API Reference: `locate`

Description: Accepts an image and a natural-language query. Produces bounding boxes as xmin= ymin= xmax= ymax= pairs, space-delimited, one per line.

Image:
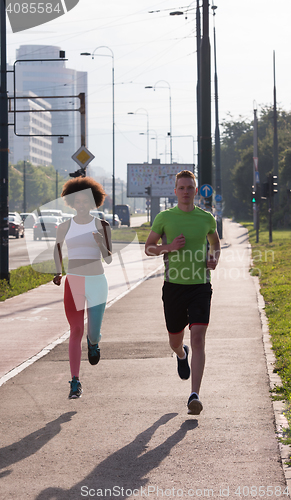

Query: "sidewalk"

xmin=0 ymin=219 xmax=289 ymax=499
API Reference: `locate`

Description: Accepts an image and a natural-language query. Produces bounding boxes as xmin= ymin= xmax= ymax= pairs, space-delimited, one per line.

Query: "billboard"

xmin=127 ymin=163 xmax=194 ymax=198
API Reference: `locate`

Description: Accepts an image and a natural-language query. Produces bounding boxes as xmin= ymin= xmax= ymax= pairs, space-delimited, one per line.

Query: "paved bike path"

xmin=0 ymin=219 xmax=289 ymax=499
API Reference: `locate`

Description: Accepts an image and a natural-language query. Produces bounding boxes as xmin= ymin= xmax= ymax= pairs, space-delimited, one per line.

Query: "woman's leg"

xmin=86 ymin=274 xmax=108 ymax=345
xmin=64 ymin=276 xmax=85 ymax=378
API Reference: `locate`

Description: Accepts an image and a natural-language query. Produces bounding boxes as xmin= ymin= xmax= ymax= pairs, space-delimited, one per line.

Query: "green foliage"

xmin=221 ymin=106 xmax=291 ymax=225
xmin=0 ymin=266 xmax=54 ymax=301
xmin=9 ymin=161 xmax=67 ymax=213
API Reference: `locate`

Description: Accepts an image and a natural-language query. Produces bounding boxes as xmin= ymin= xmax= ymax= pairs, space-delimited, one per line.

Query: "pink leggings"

xmin=64 ymin=274 xmax=108 ymax=378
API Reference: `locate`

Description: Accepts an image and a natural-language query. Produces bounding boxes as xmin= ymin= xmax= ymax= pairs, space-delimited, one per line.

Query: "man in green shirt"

xmin=145 ymin=170 xmax=220 ymax=415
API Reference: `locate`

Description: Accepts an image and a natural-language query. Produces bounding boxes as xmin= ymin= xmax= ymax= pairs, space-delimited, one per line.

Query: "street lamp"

xmin=140 ymin=129 xmax=158 ymax=159
xmin=128 ymin=108 xmax=149 ymax=163
xmin=81 ymin=46 xmax=116 ymax=225
xmin=211 ymin=3 xmax=222 ymax=237
xmin=170 ymin=2 xmax=202 ymax=189
xmin=145 ymin=81 xmax=172 ymax=163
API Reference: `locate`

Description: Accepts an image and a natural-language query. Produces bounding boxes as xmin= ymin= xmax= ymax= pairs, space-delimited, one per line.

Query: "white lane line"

xmin=0 ymin=263 xmax=163 ymax=387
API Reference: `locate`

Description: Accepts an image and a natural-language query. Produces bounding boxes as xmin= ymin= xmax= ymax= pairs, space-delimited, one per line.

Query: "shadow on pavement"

xmin=35 ymin=413 xmax=198 ymax=500
xmin=0 ymin=411 xmax=77 ymax=476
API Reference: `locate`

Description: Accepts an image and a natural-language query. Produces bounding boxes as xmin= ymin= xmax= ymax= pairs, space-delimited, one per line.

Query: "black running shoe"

xmin=68 ymin=376 xmax=82 ymax=399
xmin=187 ymin=393 xmax=203 ymax=415
xmin=177 ymin=345 xmax=190 ymax=380
xmin=87 ymin=336 xmax=100 ymax=365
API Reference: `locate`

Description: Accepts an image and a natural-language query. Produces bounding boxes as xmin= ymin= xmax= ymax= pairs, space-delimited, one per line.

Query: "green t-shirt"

xmin=151 ymin=205 xmax=216 ymax=284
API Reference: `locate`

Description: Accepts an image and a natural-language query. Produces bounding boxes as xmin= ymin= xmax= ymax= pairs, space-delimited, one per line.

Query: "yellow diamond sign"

xmin=72 ymin=146 xmax=95 ymax=168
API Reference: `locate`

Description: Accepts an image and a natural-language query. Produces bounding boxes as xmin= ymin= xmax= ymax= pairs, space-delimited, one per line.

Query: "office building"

xmin=8 ymin=44 xmax=88 ymax=176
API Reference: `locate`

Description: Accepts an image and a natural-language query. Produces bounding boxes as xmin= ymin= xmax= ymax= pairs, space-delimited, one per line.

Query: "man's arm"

xmin=206 ymin=230 xmax=220 ymax=270
xmin=145 ymin=230 xmax=185 ymax=256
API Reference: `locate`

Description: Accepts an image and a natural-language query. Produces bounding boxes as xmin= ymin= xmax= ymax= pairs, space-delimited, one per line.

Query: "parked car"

xmin=40 ymin=209 xmax=63 ymax=218
xmin=20 ymin=212 xmax=37 ymax=228
xmin=90 ymin=210 xmax=105 ymax=220
xmin=104 ymin=213 xmax=121 ymax=228
xmin=9 ymin=213 xmax=25 ymax=238
xmin=61 ymin=213 xmax=75 ymax=222
xmin=115 ymin=204 xmax=131 ymax=226
xmin=33 ymin=216 xmax=63 ymax=240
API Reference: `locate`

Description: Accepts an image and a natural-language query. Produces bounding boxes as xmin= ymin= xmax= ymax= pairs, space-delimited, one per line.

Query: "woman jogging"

xmin=53 ymin=177 xmax=112 ymax=399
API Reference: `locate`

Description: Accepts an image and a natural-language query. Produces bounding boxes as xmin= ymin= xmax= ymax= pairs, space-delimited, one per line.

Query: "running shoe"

xmin=87 ymin=335 xmax=100 ymax=365
xmin=177 ymin=345 xmax=190 ymax=380
xmin=187 ymin=393 xmax=203 ymax=415
xmin=68 ymin=376 xmax=83 ymax=399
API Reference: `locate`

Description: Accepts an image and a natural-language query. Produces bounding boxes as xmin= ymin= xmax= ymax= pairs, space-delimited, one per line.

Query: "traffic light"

xmin=69 ymin=168 xmax=86 ymax=178
xmin=145 ymin=186 xmax=151 ymax=196
xmin=270 ymin=175 xmax=278 ymax=196
xmin=252 ymin=184 xmax=261 ymax=204
xmin=261 ymin=182 xmax=269 ymax=198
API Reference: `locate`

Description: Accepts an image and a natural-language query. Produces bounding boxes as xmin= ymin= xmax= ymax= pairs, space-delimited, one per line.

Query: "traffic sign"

xmin=215 ymin=194 xmax=222 ymax=202
xmin=72 ymin=146 xmax=95 ymax=169
xmin=200 ymin=184 xmax=213 ymax=198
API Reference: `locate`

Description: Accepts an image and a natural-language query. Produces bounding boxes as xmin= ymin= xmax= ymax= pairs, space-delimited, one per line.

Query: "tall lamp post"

xmin=145 ymin=81 xmax=172 ymax=164
xmin=212 ymin=3 xmax=222 ymax=237
xmin=128 ymin=108 xmax=149 ymax=163
xmin=200 ymin=0 xmax=212 ymax=208
xmin=140 ymin=129 xmax=158 ymax=159
xmin=0 ymin=0 xmax=9 ymax=281
xmin=81 ymin=46 xmax=116 ymax=225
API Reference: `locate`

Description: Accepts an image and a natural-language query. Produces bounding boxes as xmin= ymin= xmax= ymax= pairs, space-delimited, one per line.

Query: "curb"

xmin=252 ymin=273 xmax=291 ymax=495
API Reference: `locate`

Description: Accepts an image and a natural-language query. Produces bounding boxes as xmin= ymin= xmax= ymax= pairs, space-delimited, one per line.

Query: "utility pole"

xmin=253 ymin=105 xmax=260 ymax=242
xmin=196 ymin=0 xmax=201 ymax=189
xmin=0 ymin=0 xmax=9 ymax=282
xmin=200 ymin=0 xmax=212 ymax=208
xmin=212 ymin=4 xmax=222 ymax=237
xmin=56 ymin=169 xmax=58 ymax=207
xmin=23 ymin=160 xmax=26 ymax=213
xmin=273 ymin=51 xmax=279 ymax=209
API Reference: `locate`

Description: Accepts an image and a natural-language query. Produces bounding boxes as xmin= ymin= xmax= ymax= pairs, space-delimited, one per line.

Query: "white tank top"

xmin=65 ymin=218 xmax=101 ymax=260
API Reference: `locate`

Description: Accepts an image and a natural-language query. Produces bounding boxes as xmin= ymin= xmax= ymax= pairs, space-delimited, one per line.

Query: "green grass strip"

xmin=0 ymin=265 xmax=54 ymax=302
xmin=243 ymin=222 xmax=291 ymax=445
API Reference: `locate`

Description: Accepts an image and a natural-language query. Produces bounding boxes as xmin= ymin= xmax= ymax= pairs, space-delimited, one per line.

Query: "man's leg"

xmin=168 ymin=330 xmax=190 ymax=380
xmin=168 ymin=330 xmax=185 ymax=359
xmin=190 ymin=324 xmax=208 ymax=395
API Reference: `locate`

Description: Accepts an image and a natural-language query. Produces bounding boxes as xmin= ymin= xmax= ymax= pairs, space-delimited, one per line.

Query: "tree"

xmin=220 ymin=107 xmax=291 ymax=224
xmin=9 ymin=165 xmax=23 ymax=211
xmin=9 ymin=162 xmax=67 ymax=212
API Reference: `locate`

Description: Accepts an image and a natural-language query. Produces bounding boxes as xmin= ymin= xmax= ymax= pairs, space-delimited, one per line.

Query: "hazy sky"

xmin=6 ymin=0 xmax=291 ymax=181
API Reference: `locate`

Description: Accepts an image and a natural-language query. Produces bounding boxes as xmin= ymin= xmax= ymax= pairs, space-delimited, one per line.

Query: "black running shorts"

xmin=162 ymin=281 xmax=213 ymax=334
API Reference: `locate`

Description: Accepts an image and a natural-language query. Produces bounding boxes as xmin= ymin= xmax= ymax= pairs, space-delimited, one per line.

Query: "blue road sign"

xmin=200 ymin=184 xmax=213 ymax=198
xmin=215 ymin=194 xmax=222 ymax=202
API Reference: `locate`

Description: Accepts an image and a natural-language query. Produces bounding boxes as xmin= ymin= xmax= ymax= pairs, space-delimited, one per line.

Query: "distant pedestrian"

xmin=145 ymin=170 xmax=220 ymax=415
xmin=53 ymin=177 xmax=112 ymax=399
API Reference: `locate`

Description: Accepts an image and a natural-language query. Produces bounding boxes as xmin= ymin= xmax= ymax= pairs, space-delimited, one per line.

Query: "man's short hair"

xmin=175 ymin=170 xmax=196 ymax=188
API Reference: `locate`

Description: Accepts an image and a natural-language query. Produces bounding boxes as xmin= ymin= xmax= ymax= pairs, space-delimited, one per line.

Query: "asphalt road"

xmin=8 ymin=215 xmax=149 ymax=271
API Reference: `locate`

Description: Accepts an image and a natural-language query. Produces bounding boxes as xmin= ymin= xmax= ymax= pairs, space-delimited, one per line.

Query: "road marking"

xmin=0 ymin=263 xmax=163 ymax=387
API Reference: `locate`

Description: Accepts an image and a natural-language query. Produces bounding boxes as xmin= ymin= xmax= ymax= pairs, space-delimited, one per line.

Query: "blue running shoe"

xmin=68 ymin=376 xmax=82 ymax=399
xmin=87 ymin=336 xmax=100 ymax=365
